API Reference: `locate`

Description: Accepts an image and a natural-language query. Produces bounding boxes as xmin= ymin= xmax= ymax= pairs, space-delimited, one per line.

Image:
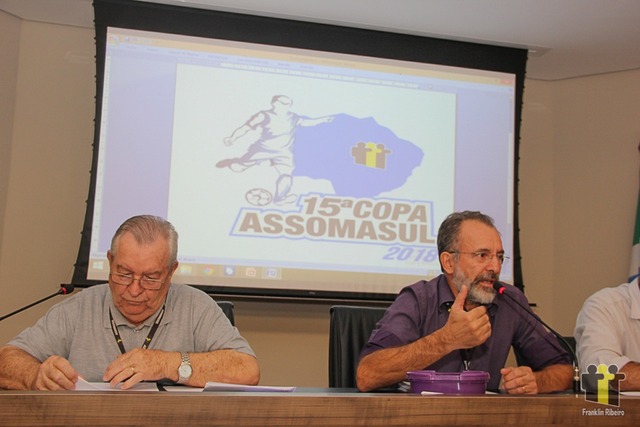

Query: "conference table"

xmin=1 ymin=388 xmax=638 ymax=426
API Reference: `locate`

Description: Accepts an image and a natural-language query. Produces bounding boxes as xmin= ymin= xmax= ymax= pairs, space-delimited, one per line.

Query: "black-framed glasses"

xmin=448 ymin=251 xmax=509 ymax=265
xmin=109 ymin=272 xmax=166 ymax=290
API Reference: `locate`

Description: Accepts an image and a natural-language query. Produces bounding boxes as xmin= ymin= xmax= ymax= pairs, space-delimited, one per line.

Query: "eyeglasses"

xmin=109 ymin=272 xmax=166 ymax=290
xmin=448 ymin=251 xmax=509 ymax=265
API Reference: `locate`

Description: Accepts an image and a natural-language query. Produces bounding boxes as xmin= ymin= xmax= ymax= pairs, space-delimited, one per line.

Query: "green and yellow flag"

xmin=631 ymin=194 xmax=640 ymax=282
xmin=631 ymin=142 xmax=640 ymax=282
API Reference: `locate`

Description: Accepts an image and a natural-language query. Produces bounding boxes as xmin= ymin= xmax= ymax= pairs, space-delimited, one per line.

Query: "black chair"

xmin=215 ymin=300 xmax=235 ymax=326
xmin=328 ymin=305 xmax=387 ymax=388
xmin=562 ymin=336 xmax=577 ymax=354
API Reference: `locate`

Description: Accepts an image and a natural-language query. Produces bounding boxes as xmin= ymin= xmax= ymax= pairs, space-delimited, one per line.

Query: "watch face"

xmin=179 ymin=364 xmax=192 ymax=377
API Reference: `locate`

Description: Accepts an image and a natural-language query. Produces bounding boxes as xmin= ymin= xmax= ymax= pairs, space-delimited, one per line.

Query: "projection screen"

xmin=72 ymin=0 xmax=527 ymax=301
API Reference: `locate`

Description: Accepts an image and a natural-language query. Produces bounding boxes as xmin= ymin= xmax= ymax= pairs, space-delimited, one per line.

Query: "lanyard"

xmin=442 ymin=301 xmax=471 ymax=370
xmin=109 ymin=305 xmax=165 ymax=354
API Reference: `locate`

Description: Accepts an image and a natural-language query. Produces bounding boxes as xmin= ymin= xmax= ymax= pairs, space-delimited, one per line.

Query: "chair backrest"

xmin=562 ymin=336 xmax=577 ymax=354
xmin=215 ymin=300 xmax=235 ymax=326
xmin=328 ymin=305 xmax=387 ymax=388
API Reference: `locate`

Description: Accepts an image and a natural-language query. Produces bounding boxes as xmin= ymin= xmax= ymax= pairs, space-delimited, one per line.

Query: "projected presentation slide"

xmin=87 ymin=27 xmax=515 ymax=297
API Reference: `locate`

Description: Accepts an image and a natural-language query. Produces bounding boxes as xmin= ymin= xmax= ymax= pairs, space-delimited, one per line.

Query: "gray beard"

xmin=452 ymin=270 xmax=497 ymax=305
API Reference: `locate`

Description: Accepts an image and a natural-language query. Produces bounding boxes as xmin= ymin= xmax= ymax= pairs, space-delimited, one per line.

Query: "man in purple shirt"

xmin=357 ymin=211 xmax=572 ymax=393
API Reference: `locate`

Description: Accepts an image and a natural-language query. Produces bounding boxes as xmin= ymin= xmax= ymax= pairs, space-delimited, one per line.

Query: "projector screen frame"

xmin=71 ymin=0 xmax=527 ymax=302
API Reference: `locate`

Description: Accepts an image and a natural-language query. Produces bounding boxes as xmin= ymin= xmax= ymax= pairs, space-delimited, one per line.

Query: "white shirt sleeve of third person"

xmin=574 ymin=288 xmax=632 ymax=371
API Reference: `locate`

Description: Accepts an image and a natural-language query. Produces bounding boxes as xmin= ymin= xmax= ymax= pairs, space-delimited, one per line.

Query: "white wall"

xmin=0 ymin=19 xmax=95 ymax=345
xmin=0 ymin=10 xmax=21 ymax=274
xmin=519 ymin=72 xmax=639 ymax=335
xmin=1 ymin=14 xmax=638 ymax=386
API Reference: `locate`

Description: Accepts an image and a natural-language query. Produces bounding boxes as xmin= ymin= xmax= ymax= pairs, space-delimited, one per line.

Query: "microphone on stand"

xmin=492 ymin=281 xmax=581 ymax=394
xmin=0 ymin=284 xmax=75 ymax=322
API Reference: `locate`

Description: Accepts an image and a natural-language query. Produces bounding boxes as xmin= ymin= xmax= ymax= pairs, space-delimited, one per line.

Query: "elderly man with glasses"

xmin=356 ymin=210 xmax=572 ymax=393
xmin=0 ymin=215 xmax=259 ymax=390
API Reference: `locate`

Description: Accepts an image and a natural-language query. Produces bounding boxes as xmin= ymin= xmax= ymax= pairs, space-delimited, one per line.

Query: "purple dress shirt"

xmin=360 ymin=275 xmax=571 ymax=391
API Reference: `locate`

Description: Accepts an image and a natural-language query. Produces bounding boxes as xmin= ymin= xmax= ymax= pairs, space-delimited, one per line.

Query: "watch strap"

xmin=177 ymin=351 xmax=192 ymax=384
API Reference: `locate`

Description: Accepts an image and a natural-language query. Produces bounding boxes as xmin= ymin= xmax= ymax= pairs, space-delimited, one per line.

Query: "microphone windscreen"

xmin=492 ymin=281 xmax=506 ymax=294
xmin=60 ymin=284 xmax=75 ymax=294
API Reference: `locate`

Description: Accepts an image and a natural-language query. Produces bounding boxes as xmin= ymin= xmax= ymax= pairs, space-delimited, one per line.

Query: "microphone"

xmin=492 ymin=281 xmax=580 ymax=394
xmin=0 ymin=284 xmax=75 ymax=322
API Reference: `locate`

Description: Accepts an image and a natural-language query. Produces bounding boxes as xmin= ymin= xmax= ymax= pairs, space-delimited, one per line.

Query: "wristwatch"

xmin=177 ymin=352 xmax=192 ymax=384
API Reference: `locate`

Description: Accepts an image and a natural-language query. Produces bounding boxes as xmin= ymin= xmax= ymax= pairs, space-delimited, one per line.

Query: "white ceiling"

xmin=1 ymin=0 xmax=639 ymax=81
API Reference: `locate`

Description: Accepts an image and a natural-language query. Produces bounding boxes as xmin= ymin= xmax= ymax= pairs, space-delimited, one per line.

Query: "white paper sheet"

xmin=204 ymin=381 xmax=296 ymax=392
xmin=74 ymin=377 xmax=159 ymax=392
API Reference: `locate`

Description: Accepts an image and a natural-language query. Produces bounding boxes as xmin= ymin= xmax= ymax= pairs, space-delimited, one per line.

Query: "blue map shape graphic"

xmin=292 ymin=114 xmax=424 ymax=198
